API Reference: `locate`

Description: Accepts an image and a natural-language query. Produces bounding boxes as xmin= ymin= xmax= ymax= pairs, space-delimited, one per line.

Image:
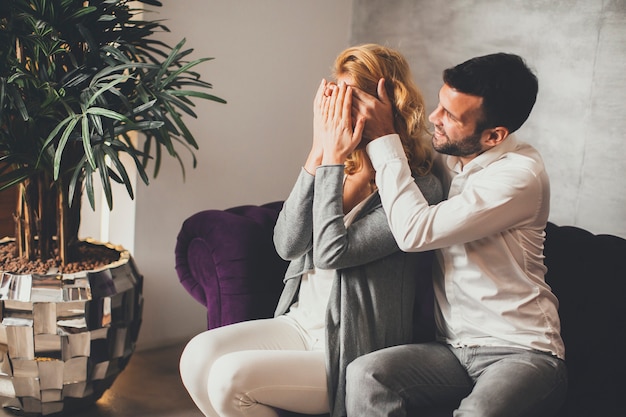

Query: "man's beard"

xmin=432 ymin=130 xmax=483 ymax=157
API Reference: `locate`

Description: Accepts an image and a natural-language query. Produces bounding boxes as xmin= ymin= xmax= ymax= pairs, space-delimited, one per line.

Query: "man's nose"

xmin=428 ymin=105 xmax=442 ymax=125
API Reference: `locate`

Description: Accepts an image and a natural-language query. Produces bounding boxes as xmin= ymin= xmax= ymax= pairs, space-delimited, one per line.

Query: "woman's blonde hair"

xmin=333 ymin=44 xmax=433 ymax=177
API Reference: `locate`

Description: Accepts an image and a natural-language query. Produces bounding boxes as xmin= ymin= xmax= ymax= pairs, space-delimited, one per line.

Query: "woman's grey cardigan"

xmin=273 ymin=165 xmax=442 ymax=417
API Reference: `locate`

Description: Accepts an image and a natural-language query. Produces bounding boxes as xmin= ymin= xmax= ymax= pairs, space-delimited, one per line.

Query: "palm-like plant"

xmin=0 ymin=0 xmax=225 ymax=266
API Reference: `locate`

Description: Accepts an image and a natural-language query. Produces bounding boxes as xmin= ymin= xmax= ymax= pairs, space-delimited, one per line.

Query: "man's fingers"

xmin=377 ymin=78 xmax=389 ymax=104
xmin=350 ymin=87 xmax=371 ymax=106
xmin=353 ymin=116 xmax=365 ymax=144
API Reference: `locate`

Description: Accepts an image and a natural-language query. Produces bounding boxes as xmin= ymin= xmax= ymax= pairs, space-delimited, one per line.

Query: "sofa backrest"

xmin=543 ymin=222 xmax=626 ymax=416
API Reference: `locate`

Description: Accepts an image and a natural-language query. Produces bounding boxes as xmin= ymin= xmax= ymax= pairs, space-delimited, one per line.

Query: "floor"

xmin=0 ymin=342 xmax=203 ymax=417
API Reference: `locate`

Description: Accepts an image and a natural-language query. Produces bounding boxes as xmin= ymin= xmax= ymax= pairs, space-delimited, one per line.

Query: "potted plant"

xmin=0 ymin=1 xmax=225 ymax=414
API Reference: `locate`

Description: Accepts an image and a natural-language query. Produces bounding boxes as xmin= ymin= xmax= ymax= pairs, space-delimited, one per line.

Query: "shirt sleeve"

xmin=311 ymin=165 xmax=400 ymax=270
xmin=273 ymin=167 xmax=315 ymax=260
xmin=366 ymin=135 xmax=546 ymax=252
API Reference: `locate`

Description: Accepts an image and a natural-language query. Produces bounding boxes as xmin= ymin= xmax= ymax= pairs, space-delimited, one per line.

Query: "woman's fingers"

xmin=341 ymin=84 xmax=353 ymax=126
xmin=314 ymin=79 xmax=327 ymax=110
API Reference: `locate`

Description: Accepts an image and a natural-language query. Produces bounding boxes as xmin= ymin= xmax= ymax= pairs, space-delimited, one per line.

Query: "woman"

xmin=179 ymin=44 xmax=442 ymax=417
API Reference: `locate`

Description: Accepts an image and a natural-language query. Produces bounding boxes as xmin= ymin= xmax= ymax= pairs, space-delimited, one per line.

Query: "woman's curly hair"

xmin=333 ymin=44 xmax=433 ymax=177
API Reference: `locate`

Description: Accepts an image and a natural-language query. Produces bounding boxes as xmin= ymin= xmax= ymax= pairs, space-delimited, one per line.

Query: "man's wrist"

xmin=366 ymin=134 xmax=404 ymax=170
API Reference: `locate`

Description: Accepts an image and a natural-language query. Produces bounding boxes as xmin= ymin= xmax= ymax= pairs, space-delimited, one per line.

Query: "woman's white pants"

xmin=179 ymin=316 xmax=328 ymax=417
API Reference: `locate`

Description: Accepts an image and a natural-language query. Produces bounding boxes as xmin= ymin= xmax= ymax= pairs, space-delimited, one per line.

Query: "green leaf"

xmin=68 ymin=6 xmax=97 ymax=21
xmin=132 ymin=99 xmax=158 ymax=114
xmin=162 ymin=99 xmax=197 ymax=149
xmin=95 ymin=147 xmax=113 ymax=210
xmin=53 ymin=117 xmax=80 ymax=180
xmin=116 ymin=120 xmax=164 ymax=134
xmin=42 ymin=115 xmax=75 ymax=151
xmin=86 ymin=74 xmax=131 ymax=107
xmin=89 ymin=63 xmax=154 ymax=87
xmin=85 ymin=107 xmax=131 ymax=122
xmin=159 ymin=92 xmax=198 ymax=119
xmin=84 ymin=164 xmax=96 ymax=210
xmin=89 ymin=112 xmax=104 ymax=137
xmin=0 ymin=79 xmax=6 ymax=116
xmin=161 ymin=57 xmax=212 ymax=88
xmin=68 ymin=156 xmax=87 ymax=208
xmin=81 ymin=114 xmax=96 ymax=170
xmin=116 ymin=138 xmax=150 ymax=186
xmin=0 ymin=168 xmax=31 ymax=192
xmin=103 ymin=146 xmax=134 ymax=199
xmin=168 ymin=89 xmax=227 ymax=104
xmin=156 ymin=38 xmax=187 ymax=89
xmin=8 ymin=85 xmax=29 ymax=121
xmin=138 ymin=0 xmax=164 ymax=7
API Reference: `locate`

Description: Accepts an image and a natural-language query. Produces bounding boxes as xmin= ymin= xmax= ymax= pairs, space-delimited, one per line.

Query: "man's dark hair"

xmin=443 ymin=53 xmax=538 ymax=134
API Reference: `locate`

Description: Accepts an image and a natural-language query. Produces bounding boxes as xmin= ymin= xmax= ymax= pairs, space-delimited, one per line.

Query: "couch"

xmin=175 ymin=201 xmax=626 ymax=417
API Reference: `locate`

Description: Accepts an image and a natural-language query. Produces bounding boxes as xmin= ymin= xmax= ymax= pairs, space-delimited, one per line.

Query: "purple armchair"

xmin=175 ymin=202 xmax=287 ymax=329
xmin=175 ymin=202 xmax=626 ymax=417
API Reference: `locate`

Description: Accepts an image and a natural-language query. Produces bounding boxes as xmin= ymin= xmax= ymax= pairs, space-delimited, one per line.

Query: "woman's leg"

xmin=208 ymin=349 xmax=328 ymax=417
xmin=180 ymin=317 xmax=320 ymax=417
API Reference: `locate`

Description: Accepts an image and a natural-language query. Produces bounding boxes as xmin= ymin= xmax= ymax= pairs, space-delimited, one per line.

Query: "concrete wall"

xmin=351 ymin=0 xmax=626 ymax=238
xmin=129 ymin=0 xmax=353 ymax=349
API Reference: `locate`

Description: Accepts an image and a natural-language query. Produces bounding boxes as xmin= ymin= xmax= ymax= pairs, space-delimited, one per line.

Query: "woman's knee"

xmin=207 ymin=353 xmax=254 ymax=414
xmin=179 ymin=331 xmax=220 ymax=388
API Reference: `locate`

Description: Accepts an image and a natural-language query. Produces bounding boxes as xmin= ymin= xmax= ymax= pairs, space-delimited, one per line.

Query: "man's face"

xmin=428 ymin=84 xmax=489 ymax=163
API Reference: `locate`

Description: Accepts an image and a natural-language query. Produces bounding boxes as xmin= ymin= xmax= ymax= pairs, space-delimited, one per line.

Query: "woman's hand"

xmin=304 ymin=79 xmax=329 ymax=175
xmin=319 ymin=81 xmax=365 ymax=165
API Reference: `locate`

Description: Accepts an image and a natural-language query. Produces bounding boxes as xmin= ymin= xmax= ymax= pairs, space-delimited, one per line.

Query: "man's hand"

xmin=351 ymin=78 xmax=396 ymax=143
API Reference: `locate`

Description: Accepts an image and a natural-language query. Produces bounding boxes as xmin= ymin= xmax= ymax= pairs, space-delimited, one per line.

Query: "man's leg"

xmin=453 ymin=346 xmax=568 ymax=417
xmin=345 ymin=342 xmax=472 ymax=417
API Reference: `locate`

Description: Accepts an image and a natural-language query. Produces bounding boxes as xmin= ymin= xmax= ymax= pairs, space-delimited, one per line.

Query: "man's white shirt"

xmin=366 ymin=134 xmax=565 ymax=359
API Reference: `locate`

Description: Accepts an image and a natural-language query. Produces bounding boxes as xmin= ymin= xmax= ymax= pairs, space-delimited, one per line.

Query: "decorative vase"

xmin=0 ymin=239 xmax=143 ymax=416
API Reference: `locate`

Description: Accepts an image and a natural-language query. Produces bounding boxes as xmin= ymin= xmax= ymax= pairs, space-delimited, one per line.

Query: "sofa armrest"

xmin=175 ymin=202 xmax=288 ymax=329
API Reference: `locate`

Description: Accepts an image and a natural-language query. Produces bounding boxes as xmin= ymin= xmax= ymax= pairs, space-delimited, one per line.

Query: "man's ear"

xmin=483 ymin=126 xmax=509 ymax=148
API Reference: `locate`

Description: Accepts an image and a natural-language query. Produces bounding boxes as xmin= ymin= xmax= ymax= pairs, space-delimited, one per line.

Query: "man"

xmin=326 ymin=53 xmax=568 ymax=416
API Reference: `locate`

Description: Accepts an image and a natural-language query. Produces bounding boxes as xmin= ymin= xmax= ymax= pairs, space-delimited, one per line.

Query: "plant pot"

xmin=0 ymin=239 xmax=143 ymax=416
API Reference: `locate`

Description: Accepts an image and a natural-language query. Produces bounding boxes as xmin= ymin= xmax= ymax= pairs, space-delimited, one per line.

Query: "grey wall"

xmin=351 ymin=0 xmax=626 ymax=238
